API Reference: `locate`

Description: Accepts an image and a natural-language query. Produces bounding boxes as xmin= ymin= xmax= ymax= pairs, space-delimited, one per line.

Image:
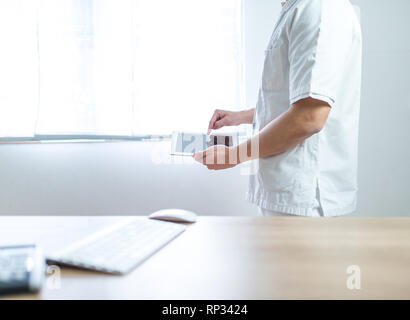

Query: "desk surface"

xmin=0 ymin=216 xmax=410 ymax=300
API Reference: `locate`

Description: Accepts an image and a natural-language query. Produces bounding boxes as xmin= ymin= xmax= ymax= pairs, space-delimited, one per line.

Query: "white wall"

xmin=0 ymin=0 xmax=409 ymax=217
xmin=243 ymin=0 xmax=279 ymax=108
xmin=351 ymin=0 xmax=410 ymax=217
xmin=0 ymin=141 xmax=257 ymax=216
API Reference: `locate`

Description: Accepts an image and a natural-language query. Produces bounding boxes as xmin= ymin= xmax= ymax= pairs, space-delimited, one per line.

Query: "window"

xmin=0 ymin=0 xmax=244 ymax=139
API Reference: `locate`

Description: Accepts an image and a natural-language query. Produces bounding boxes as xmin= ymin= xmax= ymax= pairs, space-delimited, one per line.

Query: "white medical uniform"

xmin=247 ymin=0 xmax=362 ymax=217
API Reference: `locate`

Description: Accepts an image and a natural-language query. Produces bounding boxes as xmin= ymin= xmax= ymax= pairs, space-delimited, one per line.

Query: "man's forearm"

xmin=234 ymin=101 xmax=330 ymax=163
xmin=238 ymin=108 xmax=255 ymax=125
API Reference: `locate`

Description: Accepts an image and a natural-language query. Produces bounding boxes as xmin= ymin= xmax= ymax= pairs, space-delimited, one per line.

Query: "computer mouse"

xmin=149 ymin=209 xmax=197 ymax=223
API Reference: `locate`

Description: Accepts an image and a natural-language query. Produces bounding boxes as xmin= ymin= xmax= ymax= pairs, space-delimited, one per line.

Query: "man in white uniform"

xmin=194 ymin=0 xmax=362 ymax=217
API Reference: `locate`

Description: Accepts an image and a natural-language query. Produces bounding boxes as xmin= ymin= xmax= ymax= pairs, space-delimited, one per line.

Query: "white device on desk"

xmin=46 ymin=218 xmax=186 ymax=275
xmin=149 ymin=209 xmax=198 ymax=223
xmin=0 ymin=245 xmax=45 ymax=295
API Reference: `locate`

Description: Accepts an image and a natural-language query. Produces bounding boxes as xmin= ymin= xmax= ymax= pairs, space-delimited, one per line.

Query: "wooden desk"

xmin=0 ymin=217 xmax=410 ymax=300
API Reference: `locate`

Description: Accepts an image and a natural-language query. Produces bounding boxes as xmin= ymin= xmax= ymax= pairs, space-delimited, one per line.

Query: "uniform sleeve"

xmin=287 ymin=0 xmax=353 ymax=107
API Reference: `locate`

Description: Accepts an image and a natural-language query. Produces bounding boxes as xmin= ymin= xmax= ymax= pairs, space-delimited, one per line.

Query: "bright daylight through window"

xmin=0 ymin=0 xmax=244 ymax=138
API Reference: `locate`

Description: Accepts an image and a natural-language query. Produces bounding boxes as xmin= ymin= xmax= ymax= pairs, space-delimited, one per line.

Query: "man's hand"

xmin=208 ymin=109 xmax=254 ymax=134
xmin=193 ymin=145 xmax=239 ymax=170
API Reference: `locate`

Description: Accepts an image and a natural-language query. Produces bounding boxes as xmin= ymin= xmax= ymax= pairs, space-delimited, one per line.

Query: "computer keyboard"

xmin=47 ymin=218 xmax=186 ymax=275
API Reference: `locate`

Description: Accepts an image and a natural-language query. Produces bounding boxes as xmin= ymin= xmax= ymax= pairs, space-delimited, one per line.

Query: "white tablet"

xmin=170 ymin=132 xmax=239 ymax=156
xmin=171 ymin=132 xmax=206 ymax=156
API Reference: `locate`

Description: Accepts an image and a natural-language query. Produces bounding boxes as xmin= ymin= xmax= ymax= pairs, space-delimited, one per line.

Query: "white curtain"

xmin=0 ymin=0 xmax=244 ymax=138
xmin=0 ymin=0 xmax=39 ymax=137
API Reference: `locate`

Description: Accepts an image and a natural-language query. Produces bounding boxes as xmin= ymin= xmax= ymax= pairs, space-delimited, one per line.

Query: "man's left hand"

xmin=193 ymin=145 xmax=239 ymax=170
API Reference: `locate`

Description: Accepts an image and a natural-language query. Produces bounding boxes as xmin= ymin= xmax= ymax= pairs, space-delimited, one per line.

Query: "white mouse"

xmin=149 ymin=209 xmax=197 ymax=223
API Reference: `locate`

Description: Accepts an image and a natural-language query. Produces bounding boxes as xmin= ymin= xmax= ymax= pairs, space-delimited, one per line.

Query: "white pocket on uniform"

xmin=261 ymin=41 xmax=287 ymax=92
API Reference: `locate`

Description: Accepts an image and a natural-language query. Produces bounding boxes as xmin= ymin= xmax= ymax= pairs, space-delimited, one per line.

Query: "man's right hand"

xmin=207 ymin=109 xmax=254 ymax=134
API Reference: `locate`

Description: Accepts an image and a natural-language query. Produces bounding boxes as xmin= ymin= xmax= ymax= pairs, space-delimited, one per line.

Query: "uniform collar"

xmin=282 ymin=0 xmax=299 ymax=12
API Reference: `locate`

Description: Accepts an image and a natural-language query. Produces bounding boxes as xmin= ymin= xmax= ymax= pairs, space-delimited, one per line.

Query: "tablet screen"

xmin=171 ymin=132 xmax=238 ymax=156
xmin=171 ymin=132 xmax=207 ymax=156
